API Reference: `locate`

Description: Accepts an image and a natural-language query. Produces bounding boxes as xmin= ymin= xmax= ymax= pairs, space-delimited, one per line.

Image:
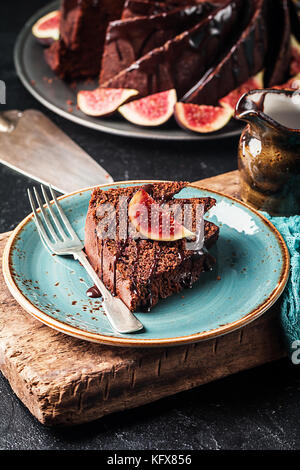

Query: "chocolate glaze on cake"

xmin=84 ymin=182 xmax=219 ymax=312
xmin=44 ymin=0 xmax=299 ymax=108
xmin=102 ymin=0 xmax=245 ymax=98
xmin=121 ymin=0 xmax=223 ymax=19
xmin=182 ymin=0 xmax=268 ymax=105
xmin=100 ymin=2 xmax=215 ymax=84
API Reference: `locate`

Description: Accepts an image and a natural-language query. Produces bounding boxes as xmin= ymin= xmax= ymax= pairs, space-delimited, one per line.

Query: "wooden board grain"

xmin=0 ymin=170 xmax=286 ymax=426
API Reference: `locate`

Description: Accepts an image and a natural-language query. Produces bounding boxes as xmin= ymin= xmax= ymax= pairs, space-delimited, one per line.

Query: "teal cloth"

xmin=261 ymin=212 xmax=300 ymax=360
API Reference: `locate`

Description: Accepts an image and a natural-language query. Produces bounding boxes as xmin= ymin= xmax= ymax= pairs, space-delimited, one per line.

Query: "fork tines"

xmin=27 ymin=184 xmax=78 ymax=248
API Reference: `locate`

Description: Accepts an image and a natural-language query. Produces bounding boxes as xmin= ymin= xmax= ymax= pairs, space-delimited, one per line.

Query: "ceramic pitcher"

xmin=235 ymin=89 xmax=300 ymax=216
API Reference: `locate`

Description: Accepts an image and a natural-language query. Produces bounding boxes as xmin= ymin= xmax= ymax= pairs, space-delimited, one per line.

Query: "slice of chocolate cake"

xmin=182 ymin=0 xmax=268 ymax=105
xmin=45 ymin=0 xmax=125 ymax=79
xmin=100 ymin=3 xmax=216 ymax=84
xmin=101 ymin=0 xmax=246 ymax=98
xmin=84 ymin=182 xmax=219 ymax=312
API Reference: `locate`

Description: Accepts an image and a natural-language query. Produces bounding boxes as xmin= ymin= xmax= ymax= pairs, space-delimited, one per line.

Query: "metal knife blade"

xmin=0 ymin=109 xmax=113 ymax=194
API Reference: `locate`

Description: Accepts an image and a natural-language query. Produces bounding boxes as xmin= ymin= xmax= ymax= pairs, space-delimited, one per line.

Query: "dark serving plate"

xmin=14 ymin=0 xmax=243 ymax=141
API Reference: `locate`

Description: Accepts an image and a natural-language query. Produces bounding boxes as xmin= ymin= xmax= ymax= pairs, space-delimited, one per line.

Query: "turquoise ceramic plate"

xmin=3 ymin=182 xmax=289 ymax=347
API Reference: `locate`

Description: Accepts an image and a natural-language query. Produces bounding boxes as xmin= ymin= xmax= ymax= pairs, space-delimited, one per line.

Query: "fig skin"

xmin=77 ymin=88 xmax=139 ymax=117
xmin=174 ymin=103 xmax=233 ymax=134
xmin=119 ymin=89 xmax=177 ymax=127
xmin=32 ymin=10 xmax=60 ymax=46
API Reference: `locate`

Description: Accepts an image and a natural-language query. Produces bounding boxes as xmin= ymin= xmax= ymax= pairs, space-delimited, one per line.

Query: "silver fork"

xmin=27 ymin=184 xmax=144 ymax=334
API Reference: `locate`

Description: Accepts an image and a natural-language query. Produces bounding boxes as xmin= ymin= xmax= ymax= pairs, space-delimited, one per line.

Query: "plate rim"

xmin=3 ymin=180 xmax=290 ymax=347
xmin=13 ymin=0 xmax=243 ymax=142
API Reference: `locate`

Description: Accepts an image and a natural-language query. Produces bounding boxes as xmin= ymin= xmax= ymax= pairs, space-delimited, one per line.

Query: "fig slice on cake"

xmin=128 ymin=189 xmax=195 ymax=241
xmin=119 ymin=89 xmax=177 ymax=126
xmin=174 ymin=103 xmax=233 ymax=134
xmin=32 ymin=10 xmax=60 ymax=45
xmin=77 ymin=88 xmax=139 ymax=117
xmin=219 ymin=71 xmax=264 ymax=113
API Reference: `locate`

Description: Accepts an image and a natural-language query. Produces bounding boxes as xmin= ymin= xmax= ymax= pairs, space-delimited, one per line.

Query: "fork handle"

xmin=73 ymin=250 xmax=143 ymax=333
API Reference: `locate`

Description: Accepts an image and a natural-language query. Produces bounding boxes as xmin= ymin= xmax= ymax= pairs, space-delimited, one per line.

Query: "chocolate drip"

xmin=143 ymin=244 xmax=160 ymax=312
xmin=86 ymin=285 xmax=101 ymax=298
xmin=100 ymin=238 xmax=104 ymax=281
xmin=178 ymin=239 xmax=188 ymax=263
xmin=203 ymin=253 xmax=216 ymax=272
xmin=131 ymin=240 xmax=140 ymax=296
xmin=112 ymin=241 xmax=125 ymax=297
xmin=181 ymin=272 xmax=193 ymax=289
xmin=87 ymin=238 xmax=104 ymax=299
xmin=243 ymin=27 xmax=255 ymax=71
xmin=254 ymin=90 xmax=266 ymax=112
xmin=140 ymin=183 xmax=154 ymax=196
xmin=232 ymin=51 xmax=240 ymax=86
xmin=115 ymin=40 xmax=123 ymax=62
xmin=133 ymin=240 xmax=140 ymax=271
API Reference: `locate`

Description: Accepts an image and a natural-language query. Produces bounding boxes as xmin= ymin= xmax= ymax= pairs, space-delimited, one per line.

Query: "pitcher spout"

xmin=235 ymin=88 xmax=300 ymax=135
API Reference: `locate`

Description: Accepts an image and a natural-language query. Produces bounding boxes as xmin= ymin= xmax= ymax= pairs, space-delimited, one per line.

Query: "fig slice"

xmin=290 ymin=35 xmax=300 ymax=76
xmin=174 ymin=102 xmax=233 ymax=134
xmin=32 ymin=10 xmax=60 ymax=45
xmin=77 ymin=88 xmax=139 ymax=117
xmin=128 ymin=189 xmax=195 ymax=241
xmin=119 ymin=89 xmax=177 ymax=126
xmin=219 ymin=71 xmax=264 ymax=113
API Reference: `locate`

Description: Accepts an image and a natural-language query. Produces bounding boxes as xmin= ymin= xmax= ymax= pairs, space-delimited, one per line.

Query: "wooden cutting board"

xmin=0 ymin=170 xmax=286 ymax=426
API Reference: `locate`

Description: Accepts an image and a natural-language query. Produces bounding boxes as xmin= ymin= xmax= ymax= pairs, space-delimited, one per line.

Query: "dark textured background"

xmin=0 ymin=0 xmax=299 ymax=451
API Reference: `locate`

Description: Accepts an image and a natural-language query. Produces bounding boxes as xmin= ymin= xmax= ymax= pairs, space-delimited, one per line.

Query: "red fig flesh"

xmin=290 ymin=35 xmax=300 ymax=76
xmin=119 ymin=89 xmax=177 ymax=126
xmin=32 ymin=10 xmax=60 ymax=46
xmin=219 ymin=71 xmax=264 ymax=113
xmin=174 ymin=102 xmax=233 ymax=134
xmin=128 ymin=189 xmax=195 ymax=241
xmin=77 ymin=88 xmax=139 ymax=117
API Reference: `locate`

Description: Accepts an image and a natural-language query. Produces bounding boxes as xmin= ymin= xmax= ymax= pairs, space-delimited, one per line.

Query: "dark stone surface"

xmin=0 ymin=0 xmax=298 ymax=451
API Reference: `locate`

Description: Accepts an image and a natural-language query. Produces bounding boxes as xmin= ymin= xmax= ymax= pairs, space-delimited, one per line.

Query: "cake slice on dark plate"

xmin=84 ymin=182 xmax=219 ymax=312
